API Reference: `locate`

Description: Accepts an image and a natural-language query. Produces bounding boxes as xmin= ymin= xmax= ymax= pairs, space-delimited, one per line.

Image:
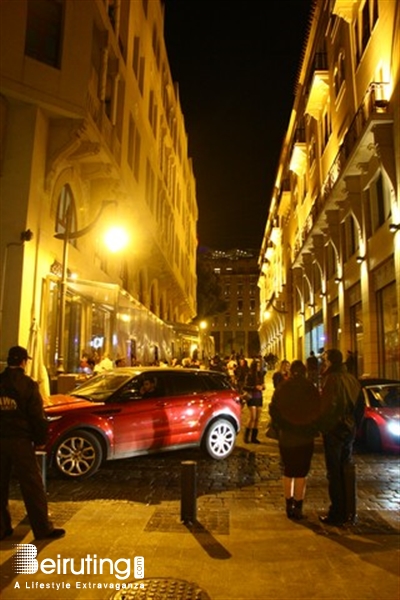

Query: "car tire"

xmin=203 ymin=418 xmax=236 ymax=460
xmin=365 ymin=420 xmax=382 ymax=452
xmin=53 ymin=429 xmax=103 ymax=479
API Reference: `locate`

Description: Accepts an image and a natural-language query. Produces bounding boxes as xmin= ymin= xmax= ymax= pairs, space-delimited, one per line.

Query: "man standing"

xmin=319 ymin=349 xmax=365 ymax=526
xmin=0 ymin=346 xmax=65 ymax=541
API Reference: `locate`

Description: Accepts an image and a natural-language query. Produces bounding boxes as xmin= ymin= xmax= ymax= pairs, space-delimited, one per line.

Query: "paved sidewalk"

xmin=1 ymin=495 xmax=399 ymax=600
xmin=1 ymin=373 xmax=399 ymax=599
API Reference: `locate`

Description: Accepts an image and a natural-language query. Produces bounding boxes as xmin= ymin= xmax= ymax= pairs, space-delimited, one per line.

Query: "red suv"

xmin=44 ymin=368 xmax=242 ymax=479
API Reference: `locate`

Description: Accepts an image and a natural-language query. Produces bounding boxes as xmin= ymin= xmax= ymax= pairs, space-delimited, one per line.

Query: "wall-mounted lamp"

xmin=389 ymin=223 xmax=400 ymax=233
xmin=356 ymin=255 xmax=366 ymax=264
xmin=334 ymin=277 xmax=342 ymax=284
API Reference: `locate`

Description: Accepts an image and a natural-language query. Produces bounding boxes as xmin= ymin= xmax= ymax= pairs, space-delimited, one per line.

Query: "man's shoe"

xmin=0 ymin=528 xmax=13 ymax=541
xmin=319 ymin=515 xmax=344 ymax=526
xmin=35 ymin=528 xmax=66 ymax=541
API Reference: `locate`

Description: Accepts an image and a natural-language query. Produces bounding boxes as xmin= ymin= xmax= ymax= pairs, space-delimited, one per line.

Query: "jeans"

xmin=323 ymin=429 xmax=356 ymax=521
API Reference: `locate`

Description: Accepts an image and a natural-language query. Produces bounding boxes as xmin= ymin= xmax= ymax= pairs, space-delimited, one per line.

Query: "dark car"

xmin=357 ymin=378 xmax=400 ymax=452
xmin=44 ymin=367 xmax=242 ymax=479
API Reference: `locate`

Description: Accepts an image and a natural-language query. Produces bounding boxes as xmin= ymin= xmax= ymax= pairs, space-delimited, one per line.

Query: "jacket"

xmin=0 ymin=366 xmax=48 ymax=444
xmin=269 ymin=374 xmax=322 ymax=438
xmin=319 ymin=364 xmax=364 ymax=436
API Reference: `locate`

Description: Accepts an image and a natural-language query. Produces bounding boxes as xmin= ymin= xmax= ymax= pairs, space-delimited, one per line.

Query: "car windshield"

xmin=366 ymin=384 xmax=400 ymax=408
xmin=71 ymin=372 xmax=133 ymax=401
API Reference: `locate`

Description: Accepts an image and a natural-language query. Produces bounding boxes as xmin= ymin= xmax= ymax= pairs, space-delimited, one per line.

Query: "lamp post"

xmin=54 ymin=200 xmax=117 ymax=373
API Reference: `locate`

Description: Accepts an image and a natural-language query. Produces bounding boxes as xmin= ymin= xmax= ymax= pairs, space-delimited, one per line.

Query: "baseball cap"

xmin=7 ymin=346 xmax=32 ymax=365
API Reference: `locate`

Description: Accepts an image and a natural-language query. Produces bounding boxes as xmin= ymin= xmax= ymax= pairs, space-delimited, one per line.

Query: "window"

xmin=25 ymin=0 xmax=63 ymax=68
xmin=341 ymin=215 xmax=359 ymax=262
xmin=334 ymin=50 xmax=346 ymax=97
xmin=355 ymin=0 xmax=379 ymax=64
xmin=322 ymin=105 xmax=332 ymax=150
xmin=367 ymin=172 xmax=391 ymax=235
xmin=326 ymin=242 xmax=337 ymax=280
xmin=128 ymin=115 xmax=141 ymax=181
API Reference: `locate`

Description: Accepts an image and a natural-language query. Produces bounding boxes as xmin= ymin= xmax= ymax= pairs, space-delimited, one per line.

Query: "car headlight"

xmin=46 ymin=415 xmax=63 ymax=422
xmin=387 ymin=420 xmax=400 ymax=436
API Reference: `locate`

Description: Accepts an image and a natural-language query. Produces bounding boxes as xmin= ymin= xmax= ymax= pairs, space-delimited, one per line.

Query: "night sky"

xmin=163 ymin=0 xmax=313 ymax=251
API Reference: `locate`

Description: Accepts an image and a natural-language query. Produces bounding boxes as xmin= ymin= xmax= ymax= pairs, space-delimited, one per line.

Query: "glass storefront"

xmin=377 ymin=281 xmax=399 ymax=379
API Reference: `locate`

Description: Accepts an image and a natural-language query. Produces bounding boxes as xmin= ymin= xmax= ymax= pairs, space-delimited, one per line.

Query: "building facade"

xmin=204 ymin=249 xmax=260 ymax=360
xmin=0 ymin=0 xmax=198 ymax=374
xmin=258 ymin=0 xmax=399 ymax=378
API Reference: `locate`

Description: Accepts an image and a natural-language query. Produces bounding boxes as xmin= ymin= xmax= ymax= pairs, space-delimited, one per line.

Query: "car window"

xmin=71 ymin=373 xmax=132 ymax=401
xmin=117 ymin=373 xmax=165 ymax=400
xmin=380 ymin=385 xmax=400 ymax=407
xmin=201 ymin=372 xmax=232 ymax=391
xmin=170 ymin=372 xmax=207 ymax=395
xmin=367 ymin=385 xmax=400 ymax=408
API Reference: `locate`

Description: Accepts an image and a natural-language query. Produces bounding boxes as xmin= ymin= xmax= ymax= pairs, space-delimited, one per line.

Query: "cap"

xmin=7 ymin=346 xmax=32 ymax=366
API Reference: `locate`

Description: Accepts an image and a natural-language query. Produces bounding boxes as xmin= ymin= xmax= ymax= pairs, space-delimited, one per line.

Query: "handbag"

xmin=265 ymin=421 xmax=279 ymax=440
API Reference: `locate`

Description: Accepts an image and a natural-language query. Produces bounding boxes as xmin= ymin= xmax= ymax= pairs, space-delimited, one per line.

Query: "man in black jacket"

xmin=0 ymin=346 xmax=65 ymax=541
xmin=319 ymin=349 xmax=365 ymax=526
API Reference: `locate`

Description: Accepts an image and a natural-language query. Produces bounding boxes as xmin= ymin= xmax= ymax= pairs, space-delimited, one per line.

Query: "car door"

xmin=108 ymin=372 xmax=170 ymax=458
xmin=153 ymin=371 xmax=208 ymax=446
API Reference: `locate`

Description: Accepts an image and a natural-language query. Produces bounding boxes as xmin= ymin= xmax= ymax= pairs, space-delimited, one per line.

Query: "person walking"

xmin=269 ymin=360 xmax=322 ymax=519
xmin=243 ymin=358 xmax=265 ymax=444
xmin=0 ymin=346 xmax=65 ymax=541
xmin=318 ymin=349 xmax=365 ymax=526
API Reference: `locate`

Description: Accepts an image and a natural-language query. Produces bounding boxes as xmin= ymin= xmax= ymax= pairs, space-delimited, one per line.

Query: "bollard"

xmin=35 ymin=450 xmax=47 ymax=492
xmin=181 ymin=460 xmax=197 ymax=524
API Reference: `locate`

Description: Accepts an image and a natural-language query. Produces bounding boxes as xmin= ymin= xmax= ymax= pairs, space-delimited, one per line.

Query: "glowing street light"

xmin=104 ymin=226 xmax=129 ymax=253
xmin=54 ymin=200 xmax=128 ymax=373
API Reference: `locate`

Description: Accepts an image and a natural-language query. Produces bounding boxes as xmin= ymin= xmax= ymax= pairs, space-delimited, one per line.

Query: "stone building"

xmin=0 ymin=0 xmax=198 ymax=374
xmin=202 ymin=249 xmax=260 ymax=360
xmin=258 ymin=0 xmax=399 ymax=378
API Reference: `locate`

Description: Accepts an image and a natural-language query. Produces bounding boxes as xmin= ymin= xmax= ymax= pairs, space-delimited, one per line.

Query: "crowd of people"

xmin=0 ymin=342 xmax=364 ymax=541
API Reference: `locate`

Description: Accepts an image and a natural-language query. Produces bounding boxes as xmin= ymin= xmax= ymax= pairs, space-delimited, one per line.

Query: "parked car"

xmin=357 ymin=378 xmax=400 ymax=452
xmin=44 ymin=367 xmax=242 ymax=479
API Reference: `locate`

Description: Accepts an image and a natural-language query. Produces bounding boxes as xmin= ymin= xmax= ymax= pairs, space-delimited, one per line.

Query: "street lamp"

xmin=54 ymin=200 xmax=119 ymax=373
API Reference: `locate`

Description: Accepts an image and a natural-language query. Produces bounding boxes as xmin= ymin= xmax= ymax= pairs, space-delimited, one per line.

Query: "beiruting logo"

xmin=12 ymin=545 xmax=145 ymax=592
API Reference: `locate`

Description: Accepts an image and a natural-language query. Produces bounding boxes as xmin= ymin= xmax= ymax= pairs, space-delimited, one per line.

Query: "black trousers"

xmin=322 ymin=430 xmax=357 ymax=521
xmin=0 ymin=438 xmax=53 ymax=538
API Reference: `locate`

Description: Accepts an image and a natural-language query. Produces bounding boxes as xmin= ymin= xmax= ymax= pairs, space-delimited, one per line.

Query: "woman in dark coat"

xmin=269 ymin=360 xmax=322 ymax=519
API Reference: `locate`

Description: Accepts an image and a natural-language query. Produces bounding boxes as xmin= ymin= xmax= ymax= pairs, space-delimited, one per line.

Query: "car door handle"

xmin=93 ymin=408 xmax=122 ymax=416
xmin=156 ymin=401 xmax=169 ymax=407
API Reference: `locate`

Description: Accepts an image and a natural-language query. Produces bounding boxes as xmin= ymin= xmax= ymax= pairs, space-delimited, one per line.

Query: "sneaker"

xmin=35 ymin=528 xmax=66 ymax=541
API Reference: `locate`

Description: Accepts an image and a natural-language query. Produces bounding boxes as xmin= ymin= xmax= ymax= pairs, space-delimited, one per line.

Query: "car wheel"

xmin=365 ymin=420 xmax=382 ymax=452
xmin=53 ymin=429 xmax=103 ymax=479
xmin=203 ymin=418 xmax=236 ymax=460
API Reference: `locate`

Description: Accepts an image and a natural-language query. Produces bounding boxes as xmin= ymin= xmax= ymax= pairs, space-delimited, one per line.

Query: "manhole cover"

xmin=110 ymin=578 xmax=211 ymax=599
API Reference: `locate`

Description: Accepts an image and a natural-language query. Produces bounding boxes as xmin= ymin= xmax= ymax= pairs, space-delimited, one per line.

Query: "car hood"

xmin=44 ymin=394 xmax=102 ymax=411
